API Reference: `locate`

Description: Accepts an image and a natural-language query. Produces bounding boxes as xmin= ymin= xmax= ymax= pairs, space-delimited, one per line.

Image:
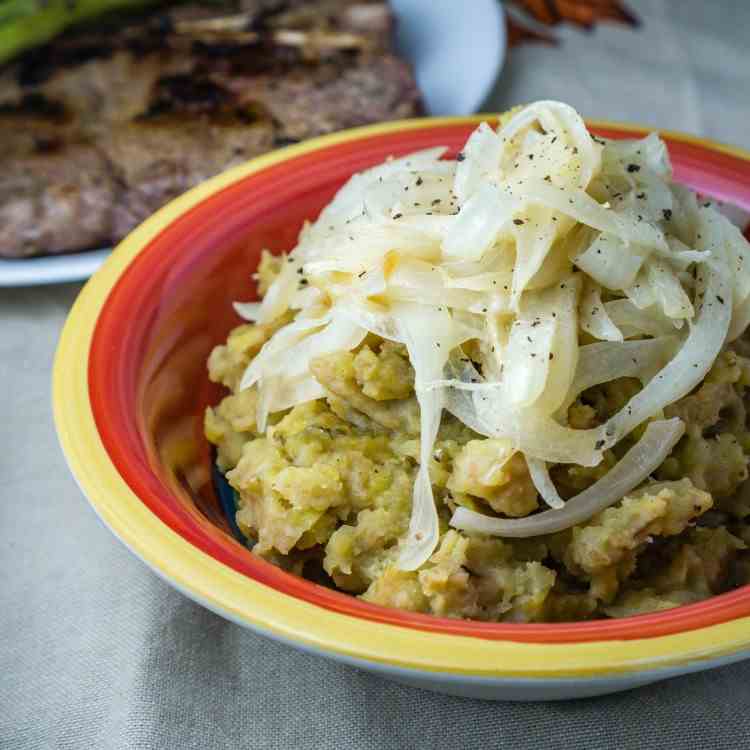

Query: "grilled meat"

xmin=1 ymin=145 xmax=115 ymax=257
xmin=0 ymin=0 xmax=422 ymax=258
xmin=102 ymin=105 xmax=276 ymax=238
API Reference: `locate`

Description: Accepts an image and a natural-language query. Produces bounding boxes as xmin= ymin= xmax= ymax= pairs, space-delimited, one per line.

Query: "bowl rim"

xmin=54 ymin=115 xmax=750 ymax=679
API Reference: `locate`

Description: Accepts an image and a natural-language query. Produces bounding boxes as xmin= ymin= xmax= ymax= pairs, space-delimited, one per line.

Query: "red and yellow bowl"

xmin=53 ymin=117 xmax=750 ymax=700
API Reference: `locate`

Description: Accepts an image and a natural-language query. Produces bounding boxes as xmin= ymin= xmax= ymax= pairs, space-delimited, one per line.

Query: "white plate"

xmin=0 ymin=248 xmax=111 ymax=288
xmin=0 ymin=1 xmax=506 ymax=288
xmin=392 ymin=0 xmax=505 ymax=117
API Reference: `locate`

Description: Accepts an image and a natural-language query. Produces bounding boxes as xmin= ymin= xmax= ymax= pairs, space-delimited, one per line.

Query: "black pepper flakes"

xmin=456 ymin=152 xmax=466 ymax=162
xmin=595 ymin=439 xmax=605 ymax=449
xmin=717 ymin=294 xmax=725 ymax=304
xmin=416 ymin=177 xmax=423 ymax=186
xmin=513 ymin=219 xmax=524 ymax=226
xmin=393 ymin=213 xmax=403 ymax=220
xmin=663 ymin=209 xmax=673 ymax=221
xmin=627 ymin=164 xmax=641 ymax=173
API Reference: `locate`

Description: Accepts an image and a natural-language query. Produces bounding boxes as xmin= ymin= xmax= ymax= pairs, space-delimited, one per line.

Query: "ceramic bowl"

xmin=54 ymin=117 xmax=750 ymax=701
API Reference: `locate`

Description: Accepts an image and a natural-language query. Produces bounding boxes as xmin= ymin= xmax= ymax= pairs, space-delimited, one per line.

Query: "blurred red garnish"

xmin=507 ymin=0 xmax=639 ymax=46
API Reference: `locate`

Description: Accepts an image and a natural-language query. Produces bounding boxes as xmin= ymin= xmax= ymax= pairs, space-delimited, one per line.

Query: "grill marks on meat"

xmin=102 ymin=105 xmax=276 ymax=238
xmin=220 ymin=54 xmax=423 ymax=141
xmin=0 ymin=1 xmax=422 ymax=258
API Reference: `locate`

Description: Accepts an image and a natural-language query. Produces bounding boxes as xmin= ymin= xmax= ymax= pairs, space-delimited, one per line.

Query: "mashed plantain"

xmin=205 ymin=303 xmax=750 ymax=622
xmin=204 ymin=100 xmax=750 ymax=622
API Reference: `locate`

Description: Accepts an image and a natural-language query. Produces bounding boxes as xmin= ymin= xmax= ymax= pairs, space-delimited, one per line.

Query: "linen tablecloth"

xmin=3 ymin=2 xmax=750 ymax=747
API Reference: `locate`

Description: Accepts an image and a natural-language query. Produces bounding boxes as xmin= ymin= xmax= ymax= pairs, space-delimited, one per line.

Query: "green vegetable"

xmin=0 ymin=0 xmax=161 ymax=65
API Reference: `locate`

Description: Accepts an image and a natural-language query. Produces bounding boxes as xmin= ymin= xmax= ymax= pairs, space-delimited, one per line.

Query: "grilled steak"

xmin=0 ymin=0 xmax=422 ymax=258
xmin=102 ymin=106 xmax=276 ymax=238
xmin=1 ymin=145 xmax=115 ymax=257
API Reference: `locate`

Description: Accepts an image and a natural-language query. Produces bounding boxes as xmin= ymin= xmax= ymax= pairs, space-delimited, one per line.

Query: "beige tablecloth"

xmin=3 ymin=2 xmax=750 ymax=748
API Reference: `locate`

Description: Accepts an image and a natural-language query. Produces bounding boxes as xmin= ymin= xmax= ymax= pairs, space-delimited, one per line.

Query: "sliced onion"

xmin=563 ymin=336 xmax=681 ymax=411
xmin=527 ymin=458 xmax=565 ymax=510
xmin=531 ymin=276 xmax=580 ymax=415
xmin=624 ymin=268 xmax=656 ymax=309
xmin=604 ymin=299 xmax=675 ymax=338
xmin=579 ymin=280 xmax=623 ymax=342
xmin=696 ymin=206 xmax=750 ymax=306
xmin=442 ymin=355 xmax=602 ymax=466
xmin=729 ymin=294 xmax=750 ymax=342
xmin=454 ymin=121 xmax=503 ymax=205
xmin=510 ymin=207 xmax=565 ymax=305
xmin=264 ymin=374 xmax=326 ymax=414
xmin=256 ymin=257 xmax=298 ymax=324
xmin=504 ymin=179 xmax=668 ymax=252
xmin=605 ymin=132 xmax=672 ymax=179
xmin=222 ymin=102 xmax=750 ymax=553
xmin=603 ymin=262 xmax=731 ymax=445
xmin=451 ymin=418 xmax=685 ymax=537
xmin=502 ymin=315 xmax=556 ymax=407
xmin=233 ymin=301 xmax=262 ymax=321
xmin=335 ymin=299 xmax=402 ymax=342
xmin=396 ymin=303 xmax=474 ymax=571
xmin=442 ymin=182 xmax=518 ymax=261
xmin=497 ymin=100 xmax=601 ymax=188
xmin=239 ymin=313 xmax=333 ymax=391
xmin=645 ymin=256 xmax=694 ymax=319
xmin=316 ymin=147 xmax=449 ymax=226
xmin=573 ymin=232 xmax=644 ymax=291
xmin=281 ymin=316 xmax=366 ymax=380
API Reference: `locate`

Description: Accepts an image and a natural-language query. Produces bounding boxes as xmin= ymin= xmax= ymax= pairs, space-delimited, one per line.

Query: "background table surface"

xmin=3 ymin=1 xmax=750 ymax=748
